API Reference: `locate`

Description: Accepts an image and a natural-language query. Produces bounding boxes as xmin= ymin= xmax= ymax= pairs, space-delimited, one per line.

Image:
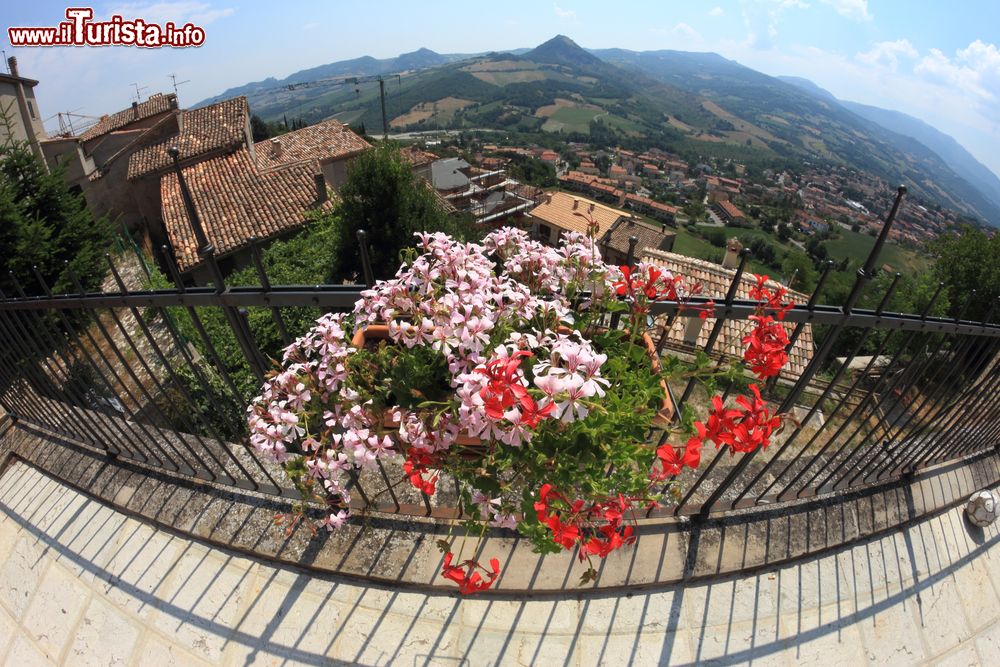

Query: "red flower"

xmin=654 ymin=435 xmax=703 ymax=478
xmin=696 ymin=385 xmax=782 ymax=455
xmin=477 ymin=351 xmax=534 ymax=420
xmin=520 ymin=397 xmax=556 ymax=428
xmin=748 ymin=274 xmax=794 ymax=320
xmin=403 ymin=448 xmax=438 ymax=495
xmin=742 ymin=315 xmax=790 ymax=380
xmin=441 ymin=552 xmax=502 ymax=595
xmin=534 ymin=485 xmax=639 ymax=558
xmin=613 ymin=265 xmax=639 ymax=297
xmin=546 ymin=515 xmax=582 ymax=549
xmin=703 ymin=397 xmax=740 ymax=446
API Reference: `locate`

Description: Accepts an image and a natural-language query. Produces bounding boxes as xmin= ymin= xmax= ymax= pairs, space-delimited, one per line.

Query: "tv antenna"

xmin=130 ymin=82 xmax=149 ymax=103
xmin=168 ymin=73 xmax=190 ymax=97
xmin=44 ymin=108 xmax=99 ymax=136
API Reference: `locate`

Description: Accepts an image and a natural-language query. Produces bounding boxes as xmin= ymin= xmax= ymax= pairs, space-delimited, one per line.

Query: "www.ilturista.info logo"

xmin=7 ymin=7 xmax=206 ymax=48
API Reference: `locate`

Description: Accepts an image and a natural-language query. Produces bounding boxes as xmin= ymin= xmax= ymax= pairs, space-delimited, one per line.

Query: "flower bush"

xmin=248 ymin=226 xmax=794 ymax=592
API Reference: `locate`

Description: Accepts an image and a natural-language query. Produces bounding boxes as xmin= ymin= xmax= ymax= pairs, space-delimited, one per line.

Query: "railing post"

xmin=168 ymin=146 xmax=267 ymax=384
xmin=694 ymin=185 xmax=906 ymax=516
xmin=357 ymin=229 xmax=375 ymax=288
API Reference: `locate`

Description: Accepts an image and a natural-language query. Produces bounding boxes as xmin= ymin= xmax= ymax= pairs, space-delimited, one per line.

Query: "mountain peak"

xmin=525 ymin=35 xmax=603 ymax=67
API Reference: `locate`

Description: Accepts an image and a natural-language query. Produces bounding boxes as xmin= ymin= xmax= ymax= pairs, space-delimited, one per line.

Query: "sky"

xmin=4 ymin=1 xmax=1000 ymax=178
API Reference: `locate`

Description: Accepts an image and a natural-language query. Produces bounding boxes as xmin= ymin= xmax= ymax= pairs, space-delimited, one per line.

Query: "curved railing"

xmin=0 ymin=248 xmax=997 ymax=527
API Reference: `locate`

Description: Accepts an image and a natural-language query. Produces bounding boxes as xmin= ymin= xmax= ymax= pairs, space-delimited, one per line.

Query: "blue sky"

xmin=4 ymin=1 xmax=1000 ymax=177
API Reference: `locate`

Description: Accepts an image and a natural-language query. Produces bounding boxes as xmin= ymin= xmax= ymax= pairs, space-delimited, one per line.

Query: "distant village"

xmin=1 ymin=56 xmax=969 ymax=293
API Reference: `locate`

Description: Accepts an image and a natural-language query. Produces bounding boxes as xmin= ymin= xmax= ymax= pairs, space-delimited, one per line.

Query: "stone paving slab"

xmin=3 ymin=461 xmax=1000 ymax=665
xmin=4 ymin=423 xmax=999 ymax=596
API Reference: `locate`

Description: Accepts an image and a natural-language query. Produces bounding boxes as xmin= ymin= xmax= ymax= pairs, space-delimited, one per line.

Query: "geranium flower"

xmin=321 ymin=510 xmax=349 ymax=531
xmin=655 ymin=435 xmax=703 ymax=478
xmin=441 ymin=552 xmax=502 ymax=594
xmin=403 ymin=448 xmax=439 ymax=495
xmin=743 ymin=315 xmax=790 ymax=380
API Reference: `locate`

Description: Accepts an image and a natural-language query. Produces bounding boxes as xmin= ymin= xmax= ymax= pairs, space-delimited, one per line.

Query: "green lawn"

xmin=824 ymin=229 xmax=929 ymax=273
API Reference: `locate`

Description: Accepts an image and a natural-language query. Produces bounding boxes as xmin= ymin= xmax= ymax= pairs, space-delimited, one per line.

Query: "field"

xmin=390 ymin=97 xmax=473 ymax=128
xmin=824 ymin=229 xmax=930 ymax=273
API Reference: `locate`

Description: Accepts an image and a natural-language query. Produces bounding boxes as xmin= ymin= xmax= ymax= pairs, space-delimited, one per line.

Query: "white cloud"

xmin=721 ymin=39 xmax=1000 ymax=179
xmin=740 ymin=0 xmax=810 ymax=50
xmin=915 ymin=40 xmax=1000 ymax=121
xmin=105 ymin=2 xmax=236 ymax=26
xmin=672 ymin=23 xmax=702 ymax=39
xmin=820 ymin=0 xmax=871 ymax=22
xmin=709 ymin=6 xmax=725 ymax=17
xmin=856 ymin=39 xmax=918 ymax=71
xmin=553 ymin=4 xmax=576 ymax=20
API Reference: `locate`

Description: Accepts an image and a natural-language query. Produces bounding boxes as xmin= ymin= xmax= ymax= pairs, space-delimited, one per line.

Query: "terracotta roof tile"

xmin=641 ymin=248 xmax=814 ymax=378
xmin=400 ymin=146 xmax=439 ymax=167
xmin=625 ymin=193 xmax=679 ymax=216
xmin=600 ymin=218 xmax=675 ymax=257
xmin=529 ymin=191 xmax=624 ymax=236
xmin=79 ymin=93 xmax=176 ymax=143
xmin=716 ymin=200 xmax=745 ymax=219
xmin=160 ymin=148 xmax=332 ymax=272
xmin=254 ymin=118 xmax=370 ymax=170
xmin=128 ymin=97 xmax=249 ymax=180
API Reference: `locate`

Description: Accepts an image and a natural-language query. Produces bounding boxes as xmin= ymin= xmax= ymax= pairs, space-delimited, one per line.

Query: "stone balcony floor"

xmin=1 ymin=459 xmax=1000 ymax=666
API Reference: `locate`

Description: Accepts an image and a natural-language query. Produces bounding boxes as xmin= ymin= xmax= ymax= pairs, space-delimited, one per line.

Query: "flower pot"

xmin=351 ymin=324 xmax=484 ymax=448
xmin=352 ymin=323 xmax=674 ymax=430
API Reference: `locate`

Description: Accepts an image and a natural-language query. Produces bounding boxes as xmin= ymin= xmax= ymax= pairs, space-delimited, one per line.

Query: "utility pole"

xmin=378 ymin=76 xmax=388 ymax=140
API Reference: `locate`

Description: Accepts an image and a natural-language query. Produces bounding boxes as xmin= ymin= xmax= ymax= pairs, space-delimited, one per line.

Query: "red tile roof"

xmin=253 ymin=118 xmax=370 ymax=170
xmin=625 ymin=193 xmax=679 ymax=216
xmin=600 ymin=218 xmax=675 ymax=257
xmin=79 ymin=93 xmax=177 ymax=143
xmin=641 ymin=248 xmax=814 ymax=378
xmin=127 ymin=97 xmax=249 ymax=180
xmin=400 ymin=145 xmax=439 ymax=168
xmin=160 ymin=148 xmax=332 ymax=271
xmin=529 ymin=191 xmax=625 ymax=237
xmin=716 ymin=200 xmax=745 ymax=220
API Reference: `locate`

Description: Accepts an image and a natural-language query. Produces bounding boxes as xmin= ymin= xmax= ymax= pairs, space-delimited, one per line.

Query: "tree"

xmin=776 ymin=222 xmax=791 ymax=242
xmin=250 ymin=114 xmax=270 ymax=142
xmin=332 ymin=142 xmax=480 ymax=281
xmin=506 ymin=156 xmax=556 ymax=187
xmin=0 ymin=142 xmax=113 ymax=295
xmin=780 ymin=252 xmax=817 ymax=292
xmin=929 ymin=225 xmax=1000 ymax=322
xmin=805 ymin=237 xmax=828 ymax=261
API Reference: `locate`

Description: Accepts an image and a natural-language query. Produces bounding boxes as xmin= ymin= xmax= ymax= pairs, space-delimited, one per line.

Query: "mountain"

xmin=231 ymin=36 xmax=714 ymax=143
xmin=774 ymin=76 xmax=838 ymax=103
xmin=525 ymin=35 xmax=606 ymax=68
xmin=194 ymin=48 xmax=476 ymax=109
xmin=196 ymin=37 xmax=1000 ymax=225
xmin=594 ymin=48 xmax=1000 ymax=225
xmin=778 ymin=75 xmax=1000 ymax=220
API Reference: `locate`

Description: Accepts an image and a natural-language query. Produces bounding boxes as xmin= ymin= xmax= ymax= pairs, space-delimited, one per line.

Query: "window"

xmin=27 ymin=100 xmax=35 ymax=119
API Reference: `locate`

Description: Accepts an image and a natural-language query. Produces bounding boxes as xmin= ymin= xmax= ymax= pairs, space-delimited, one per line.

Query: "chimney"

xmin=314 ymin=173 xmax=327 ymax=204
xmin=682 ymin=315 xmax=705 ymax=346
xmin=628 ymin=216 xmax=636 ymax=227
xmin=722 ymin=237 xmax=743 ymax=269
xmin=270 ymin=138 xmax=282 ymax=158
xmin=572 ymin=198 xmax=579 ymax=210
xmin=132 ymin=101 xmax=139 ymax=119
xmin=7 ymin=57 xmax=18 ymax=78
